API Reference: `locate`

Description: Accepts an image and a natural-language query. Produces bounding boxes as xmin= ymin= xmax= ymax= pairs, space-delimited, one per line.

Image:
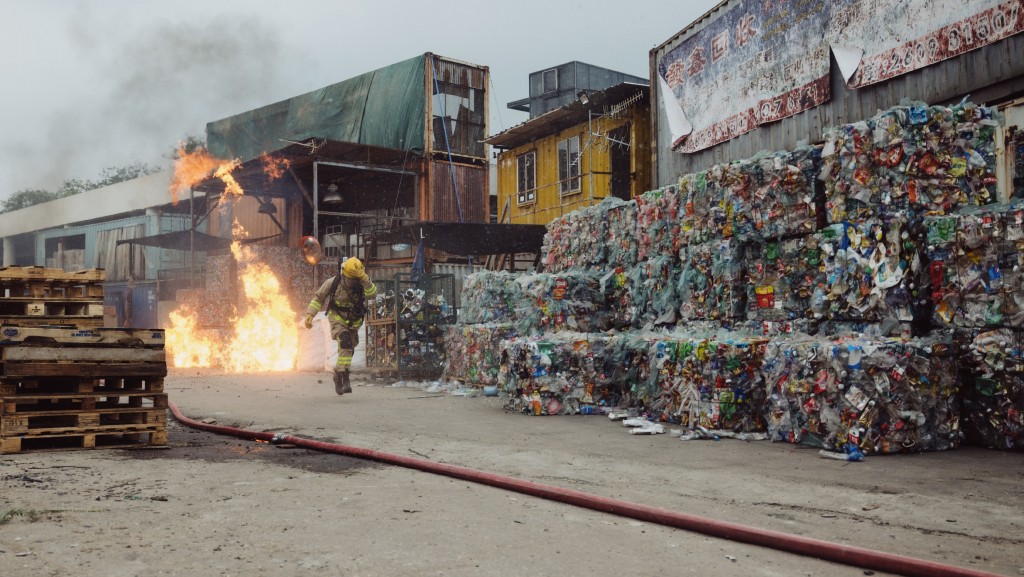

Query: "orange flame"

xmin=169 ymin=145 xmax=243 ymax=204
xmin=223 ymin=239 xmax=300 ymax=372
xmin=166 ymin=306 xmax=221 ymax=368
xmin=260 ymin=153 xmax=291 ymax=180
xmin=165 ymin=225 xmax=301 ymax=372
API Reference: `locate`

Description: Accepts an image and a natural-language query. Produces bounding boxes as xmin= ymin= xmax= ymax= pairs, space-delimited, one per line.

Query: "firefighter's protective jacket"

xmin=306 ymin=275 xmax=377 ymax=329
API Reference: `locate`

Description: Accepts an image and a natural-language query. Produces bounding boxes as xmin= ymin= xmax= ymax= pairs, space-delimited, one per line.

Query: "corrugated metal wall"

xmin=208 ymin=195 xmax=286 ymax=245
xmin=433 ymin=57 xmax=487 ymax=89
xmin=652 ymin=11 xmax=1024 ymax=185
xmin=428 ymin=159 xmax=489 ymax=223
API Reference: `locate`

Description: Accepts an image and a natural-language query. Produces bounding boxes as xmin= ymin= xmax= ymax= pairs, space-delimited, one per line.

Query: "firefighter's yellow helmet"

xmin=342 ymin=257 xmax=365 ymax=279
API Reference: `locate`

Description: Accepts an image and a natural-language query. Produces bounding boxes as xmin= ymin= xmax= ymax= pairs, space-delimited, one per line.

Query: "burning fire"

xmin=222 ymin=239 xmax=299 ymax=372
xmin=166 ymin=147 xmax=301 ymax=372
xmin=165 ymin=234 xmax=301 ymax=373
xmin=169 ymin=145 xmax=243 ymax=204
xmin=260 ymin=152 xmax=291 ymax=180
xmin=166 ymin=306 xmax=220 ymax=367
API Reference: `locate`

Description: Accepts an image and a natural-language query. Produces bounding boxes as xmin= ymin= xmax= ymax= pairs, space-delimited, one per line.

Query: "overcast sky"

xmin=0 ymin=0 xmax=720 ymax=200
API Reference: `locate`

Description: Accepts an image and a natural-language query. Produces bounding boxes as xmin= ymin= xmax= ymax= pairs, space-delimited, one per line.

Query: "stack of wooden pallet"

xmin=0 ymin=266 xmax=105 ymax=328
xmin=0 ymin=266 xmax=168 ymax=454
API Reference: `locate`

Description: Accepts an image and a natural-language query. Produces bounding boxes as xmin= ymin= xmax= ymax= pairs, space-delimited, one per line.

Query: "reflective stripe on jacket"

xmin=306 ymin=275 xmax=377 ymax=328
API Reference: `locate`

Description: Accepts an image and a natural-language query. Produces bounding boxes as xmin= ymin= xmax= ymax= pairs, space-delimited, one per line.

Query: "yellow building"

xmin=485 ymin=81 xmax=651 ymax=226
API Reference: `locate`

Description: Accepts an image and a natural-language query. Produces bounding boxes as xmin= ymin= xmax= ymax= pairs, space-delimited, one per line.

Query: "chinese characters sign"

xmin=829 ymin=0 xmax=1024 ymax=87
xmin=658 ymin=0 xmax=831 ymax=153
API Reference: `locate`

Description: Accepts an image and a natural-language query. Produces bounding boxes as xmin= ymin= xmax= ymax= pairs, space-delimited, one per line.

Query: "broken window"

xmin=517 ymin=151 xmax=536 ymax=204
xmin=558 ymin=135 xmax=581 ymax=194
xmin=432 ymin=60 xmax=487 ymax=159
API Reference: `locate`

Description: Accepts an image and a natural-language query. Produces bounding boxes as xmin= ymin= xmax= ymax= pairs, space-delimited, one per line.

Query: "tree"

xmin=0 ymin=161 xmax=163 ymax=213
xmin=1 ymin=189 xmax=60 ymax=213
xmin=93 ymin=161 xmax=161 ymax=188
xmin=170 ymin=134 xmax=207 ymax=159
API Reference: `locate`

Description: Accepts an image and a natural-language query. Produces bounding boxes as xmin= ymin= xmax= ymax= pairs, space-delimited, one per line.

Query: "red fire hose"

xmin=168 ymin=400 xmax=1002 ymax=577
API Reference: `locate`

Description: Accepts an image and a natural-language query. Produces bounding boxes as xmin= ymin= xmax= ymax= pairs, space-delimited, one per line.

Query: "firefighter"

xmin=304 ymin=257 xmax=377 ymax=395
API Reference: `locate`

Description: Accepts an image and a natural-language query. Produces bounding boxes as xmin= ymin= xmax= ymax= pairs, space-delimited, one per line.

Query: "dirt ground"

xmin=2 ymin=368 xmax=1023 ymax=577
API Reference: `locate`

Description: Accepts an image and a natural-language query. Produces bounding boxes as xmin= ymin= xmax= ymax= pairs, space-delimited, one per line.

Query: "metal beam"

xmin=288 ymin=166 xmax=315 ymax=210
xmin=315 ymin=159 xmax=418 ymax=176
xmin=316 ymin=210 xmax=419 ymax=221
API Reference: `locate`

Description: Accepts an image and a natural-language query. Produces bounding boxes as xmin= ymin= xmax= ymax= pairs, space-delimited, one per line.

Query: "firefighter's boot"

xmin=333 ymin=370 xmax=352 ymax=395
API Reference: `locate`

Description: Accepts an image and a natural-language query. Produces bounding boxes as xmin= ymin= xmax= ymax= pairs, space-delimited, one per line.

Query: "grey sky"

xmin=0 ymin=0 xmax=720 ymax=200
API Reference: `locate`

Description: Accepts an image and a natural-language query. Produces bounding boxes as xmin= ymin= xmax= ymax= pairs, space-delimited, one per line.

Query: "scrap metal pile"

xmin=445 ymin=100 xmax=1022 ymax=453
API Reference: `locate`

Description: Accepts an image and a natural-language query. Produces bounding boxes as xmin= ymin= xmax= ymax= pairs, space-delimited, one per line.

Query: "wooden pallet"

xmin=0 ymin=279 xmax=104 ymax=299
xmin=0 ymin=266 xmax=105 ymax=282
xmin=1 ymin=426 xmax=167 ymax=454
xmin=0 ymin=298 xmax=105 ymax=318
xmin=0 ymin=318 xmax=104 ymax=329
xmin=1 ymin=391 xmax=167 ymax=413
xmin=1 ymin=408 xmax=166 ymax=435
xmin=0 ymin=326 xmax=165 ymax=347
xmin=1 ymin=346 xmax=167 ymax=378
xmin=0 ymin=377 xmax=164 ymax=396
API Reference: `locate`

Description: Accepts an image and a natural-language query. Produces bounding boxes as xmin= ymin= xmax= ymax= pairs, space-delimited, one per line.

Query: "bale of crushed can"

xmin=442 ymin=323 xmax=517 ymax=386
xmin=744 ymin=235 xmax=823 ymax=322
xmin=924 ymin=205 xmax=1024 ymax=329
xmin=820 ymin=100 xmax=999 ymax=223
xmin=636 ymin=185 xmax=683 ymax=263
xmin=459 ymin=271 xmax=524 ymax=325
xmin=640 ymin=333 xmax=769 ymax=432
xmin=498 ymin=334 xmax=623 ymax=416
xmin=541 ymin=200 xmax=609 ymax=272
xmin=512 ymin=271 xmax=609 ymax=335
xmin=677 ymin=239 xmax=745 ymax=321
xmin=811 ymin=215 xmax=912 ymax=322
xmin=761 ymin=334 xmax=961 ymax=453
xmin=956 ymin=328 xmax=1024 ymax=450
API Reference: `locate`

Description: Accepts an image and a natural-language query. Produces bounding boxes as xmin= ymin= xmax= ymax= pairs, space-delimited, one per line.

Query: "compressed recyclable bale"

xmin=744 ymin=235 xmax=823 ymax=322
xmin=515 ymin=272 xmax=608 ymax=335
xmin=821 ymin=101 xmax=999 ymax=223
xmin=459 ymin=271 xmax=524 ymax=325
xmin=636 ymin=185 xmax=682 ymax=263
xmin=498 ymin=334 xmax=622 ymax=415
xmin=761 ymin=335 xmax=961 ymax=453
xmin=541 ymin=200 xmax=609 ymax=272
xmin=606 ymin=199 xmax=639 ymax=269
xmin=814 ymin=216 xmax=910 ymax=321
xmin=677 ymin=239 xmax=745 ymax=321
xmin=632 ymin=256 xmax=681 ymax=329
xmin=703 ymin=147 xmax=821 ymax=243
xmin=646 ymin=335 xmax=768 ymax=432
xmin=925 ymin=206 xmax=1024 ymax=329
xmin=679 ymin=171 xmax=712 ymax=246
xmin=957 ymin=328 xmax=1024 ymax=450
xmin=442 ymin=323 xmax=517 ymax=386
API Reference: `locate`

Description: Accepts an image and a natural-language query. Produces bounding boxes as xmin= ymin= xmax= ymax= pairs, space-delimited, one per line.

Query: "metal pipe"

xmin=313 ymin=161 xmax=320 ymax=246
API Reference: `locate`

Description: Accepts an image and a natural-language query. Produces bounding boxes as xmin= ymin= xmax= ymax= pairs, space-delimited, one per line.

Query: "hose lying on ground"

xmin=168 ymin=400 xmax=1002 ymax=577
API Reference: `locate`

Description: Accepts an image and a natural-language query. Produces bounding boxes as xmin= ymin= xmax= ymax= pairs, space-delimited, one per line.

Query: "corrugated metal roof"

xmin=0 ymin=172 xmax=177 ymax=237
xmin=484 ymin=82 xmax=649 ymax=149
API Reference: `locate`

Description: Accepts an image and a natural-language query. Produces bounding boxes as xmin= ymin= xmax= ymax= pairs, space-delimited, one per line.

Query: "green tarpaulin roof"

xmin=207 ymin=55 xmax=426 ymax=162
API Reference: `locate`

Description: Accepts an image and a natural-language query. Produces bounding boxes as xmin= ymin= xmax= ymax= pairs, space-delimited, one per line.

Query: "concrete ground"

xmin=1 ymin=368 xmax=1023 ymax=577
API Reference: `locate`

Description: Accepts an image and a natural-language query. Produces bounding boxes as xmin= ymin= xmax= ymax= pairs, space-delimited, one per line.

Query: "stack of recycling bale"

xmin=444 ymin=99 xmax=1020 ymax=453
